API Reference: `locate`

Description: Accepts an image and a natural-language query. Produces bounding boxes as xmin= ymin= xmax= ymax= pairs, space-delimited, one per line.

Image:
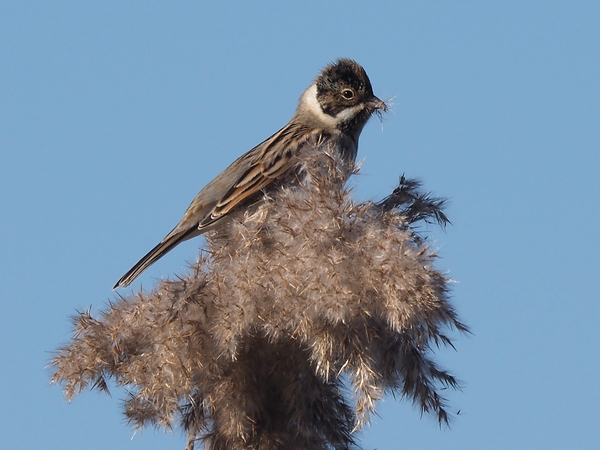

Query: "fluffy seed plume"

xmin=52 ymin=148 xmax=467 ymax=450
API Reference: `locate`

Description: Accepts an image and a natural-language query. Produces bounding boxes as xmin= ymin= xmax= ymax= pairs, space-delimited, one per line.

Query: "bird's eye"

xmin=341 ymin=89 xmax=355 ymax=99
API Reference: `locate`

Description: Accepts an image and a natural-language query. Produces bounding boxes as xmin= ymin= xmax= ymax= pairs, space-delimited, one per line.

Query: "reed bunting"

xmin=114 ymin=58 xmax=386 ymax=289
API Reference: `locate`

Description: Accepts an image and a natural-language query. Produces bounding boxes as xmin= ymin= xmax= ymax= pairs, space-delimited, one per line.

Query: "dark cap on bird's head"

xmin=317 ymin=59 xmax=374 ymax=99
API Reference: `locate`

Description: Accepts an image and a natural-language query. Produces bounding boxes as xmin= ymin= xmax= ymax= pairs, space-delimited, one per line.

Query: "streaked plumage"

xmin=114 ymin=59 xmax=385 ymax=289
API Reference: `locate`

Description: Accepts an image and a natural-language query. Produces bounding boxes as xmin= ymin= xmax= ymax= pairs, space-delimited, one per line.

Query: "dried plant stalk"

xmin=52 ymin=150 xmax=467 ymax=450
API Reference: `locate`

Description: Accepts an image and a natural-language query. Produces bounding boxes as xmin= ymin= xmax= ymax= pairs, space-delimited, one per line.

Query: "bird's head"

xmin=297 ymin=58 xmax=387 ymax=140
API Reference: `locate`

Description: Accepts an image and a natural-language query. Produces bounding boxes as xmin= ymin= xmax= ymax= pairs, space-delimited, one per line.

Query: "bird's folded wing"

xmin=198 ymin=124 xmax=315 ymax=230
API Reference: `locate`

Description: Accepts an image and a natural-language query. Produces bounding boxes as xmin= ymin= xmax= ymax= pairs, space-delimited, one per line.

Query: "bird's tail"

xmin=113 ymin=231 xmax=190 ymax=289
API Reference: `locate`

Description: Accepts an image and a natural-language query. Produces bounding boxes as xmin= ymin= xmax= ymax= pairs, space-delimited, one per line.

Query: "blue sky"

xmin=1 ymin=1 xmax=599 ymax=449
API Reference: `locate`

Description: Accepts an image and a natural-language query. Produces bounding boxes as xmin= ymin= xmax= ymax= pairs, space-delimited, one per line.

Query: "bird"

xmin=114 ymin=58 xmax=386 ymax=289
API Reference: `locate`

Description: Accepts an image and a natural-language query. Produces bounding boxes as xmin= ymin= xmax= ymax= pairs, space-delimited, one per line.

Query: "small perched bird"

xmin=114 ymin=58 xmax=386 ymax=289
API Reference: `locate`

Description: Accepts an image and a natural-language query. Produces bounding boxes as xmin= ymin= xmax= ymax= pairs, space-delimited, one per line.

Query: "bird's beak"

xmin=368 ymin=96 xmax=387 ymax=113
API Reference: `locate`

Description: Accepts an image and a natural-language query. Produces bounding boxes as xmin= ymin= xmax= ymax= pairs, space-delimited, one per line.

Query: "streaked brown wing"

xmin=198 ymin=123 xmax=315 ymax=229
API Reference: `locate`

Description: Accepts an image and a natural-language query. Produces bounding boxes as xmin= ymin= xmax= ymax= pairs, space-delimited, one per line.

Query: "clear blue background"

xmin=1 ymin=1 xmax=598 ymax=449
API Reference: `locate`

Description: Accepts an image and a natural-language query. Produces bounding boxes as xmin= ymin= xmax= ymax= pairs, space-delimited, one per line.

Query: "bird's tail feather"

xmin=113 ymin=231 xmax=190 ymax=289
